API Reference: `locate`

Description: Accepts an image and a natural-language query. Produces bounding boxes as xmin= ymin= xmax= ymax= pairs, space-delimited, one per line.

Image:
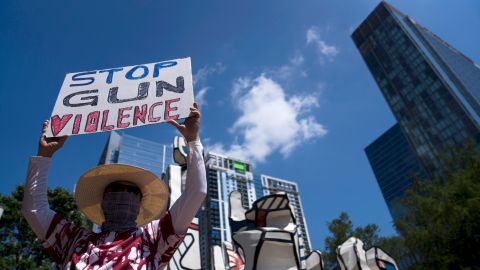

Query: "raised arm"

xmin=22 ymin=120 xmax=68 ymax=240
xmin=168 ymin=103 xmax=207 ymax=234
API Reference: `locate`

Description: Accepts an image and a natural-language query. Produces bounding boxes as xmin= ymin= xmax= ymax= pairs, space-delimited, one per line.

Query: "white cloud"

xmin=269 ymin=53 xmax=307 ymax=80
xmin=193 ymin=62 xmax=226 ymax=108
xmin=194 ymin=87 xmax=209 ymax=108
xmin=193 ymin=62 xmax=226 ymax=86
xmin=290 ymin=54 xmax=305 ymax=66
xmin=306 ymin=27 xmax=320 ymax=44
xmin=306 ymin=26 xmax=339 ymax=61
xmin=209 ymin=75 xmax=327 ymax=162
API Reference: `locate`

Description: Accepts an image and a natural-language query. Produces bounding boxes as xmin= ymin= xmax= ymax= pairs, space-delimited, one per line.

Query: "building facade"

xmin=365 ymin=124 xmax=428 ymax=220
xmin=98 ymin=131 xmax=174 ymax=176
xmin=353 ymin=1 xmax=480 ymax=176
xmin=353 ymin=2 xmax=480 ymax=220
xmin=261 ymin=175 xmax=312 ymax=258
xmin=201 ymin=152 xmax=260 ymax=269
xmin=201 ymin=153 xmax=312 ymax=269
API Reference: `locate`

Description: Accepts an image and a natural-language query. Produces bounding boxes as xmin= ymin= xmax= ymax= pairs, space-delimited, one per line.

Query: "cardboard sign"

xmin=46 ymin=57 xmax=194 ymax=137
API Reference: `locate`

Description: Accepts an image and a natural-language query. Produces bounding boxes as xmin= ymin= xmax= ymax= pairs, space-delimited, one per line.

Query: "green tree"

xmin=324 ymin=212 xmax=406 ymax=270
xmin=396 ymin=145 xmax=480 ymax=269
xmin=0 ymin=184 xmax=87 ymax=269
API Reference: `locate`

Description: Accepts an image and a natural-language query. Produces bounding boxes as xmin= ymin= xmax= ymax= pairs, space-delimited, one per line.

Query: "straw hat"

xmin=74 ymin=164 xmax=169 ymax=226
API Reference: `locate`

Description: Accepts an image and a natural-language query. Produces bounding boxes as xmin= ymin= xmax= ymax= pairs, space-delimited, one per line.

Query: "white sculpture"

xmin=223 ymin=190 xmax=324 ymax=270
xmin=337 ymin=237 xmax=370 ymax=270
xmin=366 ymin=247 xmax=399 ymax=270
xmin=167 ymin=136 xmax=202 ymax=270
xmin=336 ymin=237 xmax=399 ymax=270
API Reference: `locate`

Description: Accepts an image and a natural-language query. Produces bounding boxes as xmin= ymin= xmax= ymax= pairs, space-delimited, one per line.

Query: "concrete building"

xmin=261 ymin=174 xmax=312 ymax=260
xmin=200 ymin=152 xmax=261 ymax=269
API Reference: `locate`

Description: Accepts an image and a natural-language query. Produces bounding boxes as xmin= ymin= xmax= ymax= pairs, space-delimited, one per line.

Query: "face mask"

xmin=101 ymin=191 xmax=140 ymax=232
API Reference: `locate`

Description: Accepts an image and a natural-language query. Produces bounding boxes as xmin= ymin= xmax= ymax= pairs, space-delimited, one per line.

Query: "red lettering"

xmin=72 ymin=114 xmax=82 ymax=134
xmin=50 ymin=114 xmax=73 ymax=136
xmin=117 ymin=107 xmax=132 ymax=128
xmin=133 ymin=104 xmax=147 ymax=126
xmin=101 ymin=110 xmax=114 ymax=131
xmin=148 ymin=102 xmax=163 ymax=122
xmin=164 ymin=98 xmax=180 ymax=121
xmin=84 ymin=111 xmax=100 ymax=133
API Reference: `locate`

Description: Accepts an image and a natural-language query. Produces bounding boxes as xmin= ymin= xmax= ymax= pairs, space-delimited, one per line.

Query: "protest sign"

xmin=46 ymin=57 xmax=194 ymax=137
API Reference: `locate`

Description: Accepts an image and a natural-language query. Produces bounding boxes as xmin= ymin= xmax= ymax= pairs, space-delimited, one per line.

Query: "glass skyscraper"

xmin=353 ymin=1 xmax=480 ymax=177
xmin=365 ymin=124 xmax=428 ymax=219
xmin=353 ymin=2 xmax=480 ymax=222
xmin=98 ymin=131 xmax=174 ymax=176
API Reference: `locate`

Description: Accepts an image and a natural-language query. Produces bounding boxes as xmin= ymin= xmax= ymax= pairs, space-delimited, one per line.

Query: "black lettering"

xmin=108 ymin=82 xmax=150 ymax=104
xmin=155 ymin=76 xmax=184 ymax=97
xmin=63 ymin=90 xmax=99 ymax=107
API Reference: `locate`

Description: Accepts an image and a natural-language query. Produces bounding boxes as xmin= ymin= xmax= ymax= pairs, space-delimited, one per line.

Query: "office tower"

xmin=201 ymin=152 xmax=261 ymax=269
xmin=98 ymin=131 xmax=174 ymax=175
xmin=352 ymin=1 xmax=480 ymax=177
xmin=353 ymin=2 xmax=480 ymax=222
xmin=201 ymin=153 xmax=313 ymax=269
xmin=261 ymin=175 xmax=312 ymax=257
xmin=365 ymin=124 xmax=428 ymax=219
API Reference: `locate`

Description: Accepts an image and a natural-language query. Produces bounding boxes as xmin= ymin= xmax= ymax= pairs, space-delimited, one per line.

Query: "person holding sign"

xmin=22 ymin=103 xmax=206 ymax=269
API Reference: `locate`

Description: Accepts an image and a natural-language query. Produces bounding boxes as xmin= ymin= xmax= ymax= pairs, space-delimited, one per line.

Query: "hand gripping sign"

xmin=46 ymin=57 xmax=194 ymax=137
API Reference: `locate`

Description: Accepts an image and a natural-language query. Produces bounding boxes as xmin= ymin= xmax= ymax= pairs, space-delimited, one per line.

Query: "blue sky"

xmin=1 ymin=0 xmax=479 ymax=251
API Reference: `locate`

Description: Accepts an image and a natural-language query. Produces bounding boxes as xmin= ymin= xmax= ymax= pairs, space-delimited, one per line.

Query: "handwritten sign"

xmin=46 ymin=57 xmax=194 ymax=137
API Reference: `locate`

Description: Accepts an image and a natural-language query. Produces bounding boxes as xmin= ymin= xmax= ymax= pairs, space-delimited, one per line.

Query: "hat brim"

xmin=75 ymin=164 xmax=169 ymax=226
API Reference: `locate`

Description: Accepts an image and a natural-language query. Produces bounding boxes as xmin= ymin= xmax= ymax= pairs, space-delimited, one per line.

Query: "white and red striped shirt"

xmin=44 ymin=211 xmax=183 ymax=269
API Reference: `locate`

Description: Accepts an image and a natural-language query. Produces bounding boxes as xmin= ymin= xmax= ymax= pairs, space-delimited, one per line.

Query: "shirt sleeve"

xmin=169 ymin=140 xmax=207 ymax=235
xmin=21 ymin=156 xmax=57 ymax=240
xmin=22 ymin=156 xmax=87 ymax=265
xmin=147 ymin=210 xmax=187 ymax=268
xmin=43 ymin=213 xmax=87 ymax=264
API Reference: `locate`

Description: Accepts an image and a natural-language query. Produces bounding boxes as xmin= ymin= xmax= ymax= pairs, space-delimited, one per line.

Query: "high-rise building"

xmin=98 ymin=131 xmax=174 ymax=176
xmin=261 ymin=175 xmax=312 ymax=257
xmin=353 ymin=1 xmax=480 ymax=176
xmin=200 ymin=153 xmax=312 ymax=269
xmin=201 ymin=152 xmax=261 ymax=269
xmin=365 ymin=124 xmax=428 ymax=219
xmin=353 ymin=2 xmax=480 ymax=220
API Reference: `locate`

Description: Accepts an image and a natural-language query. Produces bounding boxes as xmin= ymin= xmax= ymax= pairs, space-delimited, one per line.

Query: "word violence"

xmin=50 ymin=98 xmax=180 ymax=136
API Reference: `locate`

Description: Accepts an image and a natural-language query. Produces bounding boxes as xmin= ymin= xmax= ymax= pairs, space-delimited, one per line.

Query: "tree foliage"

xmin=0 ymin=185 xmax=87 ymax=269
xmin=395 ymin=145 xmax=480 ymax=269
xmin=324 ymin=144 xmax=480 ymax=269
